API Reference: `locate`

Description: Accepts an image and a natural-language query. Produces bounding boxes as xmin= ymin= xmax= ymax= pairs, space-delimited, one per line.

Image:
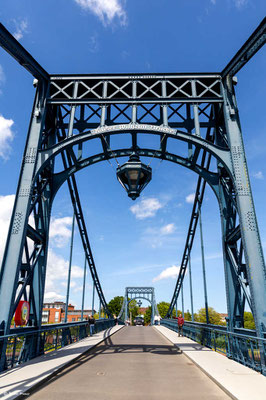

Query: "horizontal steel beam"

xmin=50 ymin=73 xmax=222 ymax=80
xmin=47 ymin=98 xmax=223 ymax=105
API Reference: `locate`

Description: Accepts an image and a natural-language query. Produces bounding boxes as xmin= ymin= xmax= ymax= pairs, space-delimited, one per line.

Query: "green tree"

xmin=194 ymin=307 xmax=223 ymax=325
xmin=144 ymin=306 xmax=151 ymax=325
xmin=128 ymin=299 xmax=139 ymax=321
xmin=107 ymin=296 xmax=124 ymax=317
xmin=157 ymin=302 xmax=170 ymax=318
xmin=184 ymin=310 xmax=192 ymax=321
xmin=244 ymin=312 xmax=255 ymax=330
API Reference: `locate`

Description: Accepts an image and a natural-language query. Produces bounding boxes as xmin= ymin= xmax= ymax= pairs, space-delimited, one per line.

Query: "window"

xmin=55 ymin=311 xmax=59 ymax=322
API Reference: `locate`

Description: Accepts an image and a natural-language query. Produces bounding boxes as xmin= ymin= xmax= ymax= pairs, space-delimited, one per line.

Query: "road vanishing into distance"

xmin=29 ymin=326 xmax=229 ymax=399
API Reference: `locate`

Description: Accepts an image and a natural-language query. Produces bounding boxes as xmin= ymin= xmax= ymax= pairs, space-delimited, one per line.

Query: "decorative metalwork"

xmin=116 ymin=153 xmax=152 ymax=200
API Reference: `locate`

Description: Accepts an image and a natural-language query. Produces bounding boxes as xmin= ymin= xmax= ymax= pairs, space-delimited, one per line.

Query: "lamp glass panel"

xmin=128 ymin=170 xmax=139 ymax=188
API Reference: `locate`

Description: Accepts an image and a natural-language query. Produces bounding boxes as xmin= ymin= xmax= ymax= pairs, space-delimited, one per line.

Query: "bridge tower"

xmin=119 ymin=287 xmax=159 ymax=325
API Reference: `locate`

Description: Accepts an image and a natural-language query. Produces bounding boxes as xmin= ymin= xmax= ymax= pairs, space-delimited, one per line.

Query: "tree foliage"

xmin=194 ymin=307 xmax=224 ymax=325
xmin=157 ymin=302 xmax=170 ymax=318
xmin=107 ymin=296 xmax=124 ymax=317
xmin=128 ymin=299 xmax=139 ymax=320
xmin=244 ymin=312 xmax=255 ymax=330
xmin=144 ymin=306 xmax=151 ymax=325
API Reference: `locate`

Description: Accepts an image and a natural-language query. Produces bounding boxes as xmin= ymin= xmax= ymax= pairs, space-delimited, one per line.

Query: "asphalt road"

xmin=29 ymin=326 xmax=230 ymax=399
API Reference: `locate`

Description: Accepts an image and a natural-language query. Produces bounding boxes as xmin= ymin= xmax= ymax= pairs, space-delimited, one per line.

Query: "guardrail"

xmin=0 ymin=318 xmax=120 ymax=370
xmin=161 ymin=319 xmax=266 ymax=375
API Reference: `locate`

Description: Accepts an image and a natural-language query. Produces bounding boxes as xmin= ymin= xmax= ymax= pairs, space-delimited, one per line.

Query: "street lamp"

xmin=116 ymin=153 xmax=152 ymax=200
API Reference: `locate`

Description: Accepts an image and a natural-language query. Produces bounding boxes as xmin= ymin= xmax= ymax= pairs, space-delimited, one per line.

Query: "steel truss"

xmin=0 ymin=19 xmax=265 ymax=370
xmin=118 ymin=287 xmax=159 ymax=324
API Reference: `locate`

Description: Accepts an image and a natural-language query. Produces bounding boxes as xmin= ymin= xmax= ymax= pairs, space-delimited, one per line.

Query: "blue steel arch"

xmin=35 ymin=126 xmax=231 ymax=203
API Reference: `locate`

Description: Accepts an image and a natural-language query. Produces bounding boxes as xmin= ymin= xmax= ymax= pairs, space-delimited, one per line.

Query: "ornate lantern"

xmin=116 ymin=153 xmax=152 ymax=200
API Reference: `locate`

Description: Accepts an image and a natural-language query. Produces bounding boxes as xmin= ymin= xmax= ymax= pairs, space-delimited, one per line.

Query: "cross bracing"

xmin=0 ymin=18 xmax=265 ymax=373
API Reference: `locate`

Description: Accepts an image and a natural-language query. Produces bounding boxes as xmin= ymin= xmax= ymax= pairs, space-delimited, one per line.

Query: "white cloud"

xmin=74 ymin=0 xmax=127 ymax=26
xmin=210 ymin=0 xmax=248 ymax=8
xmin=49 ymin=216 xmax=73 ymax=247
xmin=130 ymin=197 xmax=163 ymax=219
xmin=253 ymin=171 xmax=264 ymax=180
xmin=160 ymin=223 xmax=176 ymax=235
xmin=44 ymin=291 xmax=65 ymax=301
xmin=89 ymin=34 xmax=99 ymax=53
xmin=0 ymin=115 xmax=15 ymax=160
xmin=13 ymin=19 xmax=28 ymax=41
xmin=185 ymin=193 xmax=195 ymax=204
xmin=153 ymin=265 xmax=180 ymax=282
xmin=0 ymin=194 xmax=83 ymax=303
xmin=234 ymin=0 xmax=248 ymax=8
xmin=0 ymin=65 xmax=4 ymax=82
xmin=44 ymin=249 xmax=84 ymax=299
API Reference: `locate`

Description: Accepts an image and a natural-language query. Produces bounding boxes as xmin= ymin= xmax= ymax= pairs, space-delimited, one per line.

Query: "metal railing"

xmin=0 ymin=318 xmax=119 ymax=370
xmin=161 ymin=319 xmax=266 ymax=374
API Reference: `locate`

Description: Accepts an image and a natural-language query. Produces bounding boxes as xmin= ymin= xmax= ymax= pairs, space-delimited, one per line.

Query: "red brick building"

xmin=42 ymin=301 xmax=95 ymax=324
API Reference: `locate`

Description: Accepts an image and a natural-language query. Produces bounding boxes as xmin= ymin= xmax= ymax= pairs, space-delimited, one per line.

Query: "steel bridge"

xmin=0 ymin=17 xmax=266 ymax=386
xmin=118 ymin=287 xmax=160 ymax=324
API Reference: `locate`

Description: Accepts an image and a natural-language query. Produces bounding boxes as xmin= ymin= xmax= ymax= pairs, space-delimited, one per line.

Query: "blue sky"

xmin=0 ymin=1 xmax=265 ymax=314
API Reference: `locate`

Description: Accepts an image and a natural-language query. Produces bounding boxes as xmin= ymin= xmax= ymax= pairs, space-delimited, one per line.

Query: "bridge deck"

xmin=28 ymin=326 xmax=229 ymax=400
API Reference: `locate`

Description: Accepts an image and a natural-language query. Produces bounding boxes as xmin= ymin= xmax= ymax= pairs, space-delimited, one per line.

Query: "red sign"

xmin=14 ymin=301 xmax=30 ymax=326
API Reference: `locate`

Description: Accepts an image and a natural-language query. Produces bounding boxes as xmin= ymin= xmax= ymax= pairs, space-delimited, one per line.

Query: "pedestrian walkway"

xmin=0 ymin=325 xmax=123 ymax=400
xmin=155 ymin=325 xmax=266 ymax=400
xmin=27 ymin=326 xmax=229 ymax=400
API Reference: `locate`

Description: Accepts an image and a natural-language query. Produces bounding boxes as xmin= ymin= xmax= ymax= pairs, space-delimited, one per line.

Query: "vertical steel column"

xmin=125 ymin=289 xmax=128 ymax=323
xmin=151 ymin=290 xmax=155 ymax=325
xmin=92 ymin=281 xmax=95 ymax=316
xmin=181 ymin=284 xmax=184 ymax=318
xmin=131 ymin=81 xmax=137 ymax=123
xmin=191 ymin=80 xmax=201 ymax=137
xmin=175 ymin=299 xmax=178 ymax=318
xmin=67 ymin=81 xmax=78 ymax=137
xmin=81 ymin=255 xmax=87 ymax=321
xmin=0 ymin=84 xmax=48 ymax=335
xmin=198 ymin=205 xmax=209 ymax=324
xmin=222 ymin=78 xmax=266 ymax=357
xmin=100 ymin=81 xmax=108 ymax=126
xmin=64 ymin=212 xmax=75 ymax=323
xmin=188 ymin=250 xmax=195 ymax=322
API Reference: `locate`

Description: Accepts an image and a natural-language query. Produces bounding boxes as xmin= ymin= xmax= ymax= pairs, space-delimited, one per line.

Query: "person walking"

xmin=89 ymin=315 xmax=95 ymax=336
xmin=177 ymin=314 xmax=184 ymax=337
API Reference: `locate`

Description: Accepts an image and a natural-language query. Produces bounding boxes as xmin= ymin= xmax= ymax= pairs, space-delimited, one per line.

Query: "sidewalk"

xmin=155 ymin=325 xmax=266 ymax=400
xmin=0 ymin=325 xmax=124 ymax=400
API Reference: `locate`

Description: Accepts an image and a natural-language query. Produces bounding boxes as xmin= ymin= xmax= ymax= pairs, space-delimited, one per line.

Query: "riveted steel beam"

xmin=222 ymin=17 xmax=266 ymax=78
xmin=0 ymin=23 xmax=49 ymax=81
